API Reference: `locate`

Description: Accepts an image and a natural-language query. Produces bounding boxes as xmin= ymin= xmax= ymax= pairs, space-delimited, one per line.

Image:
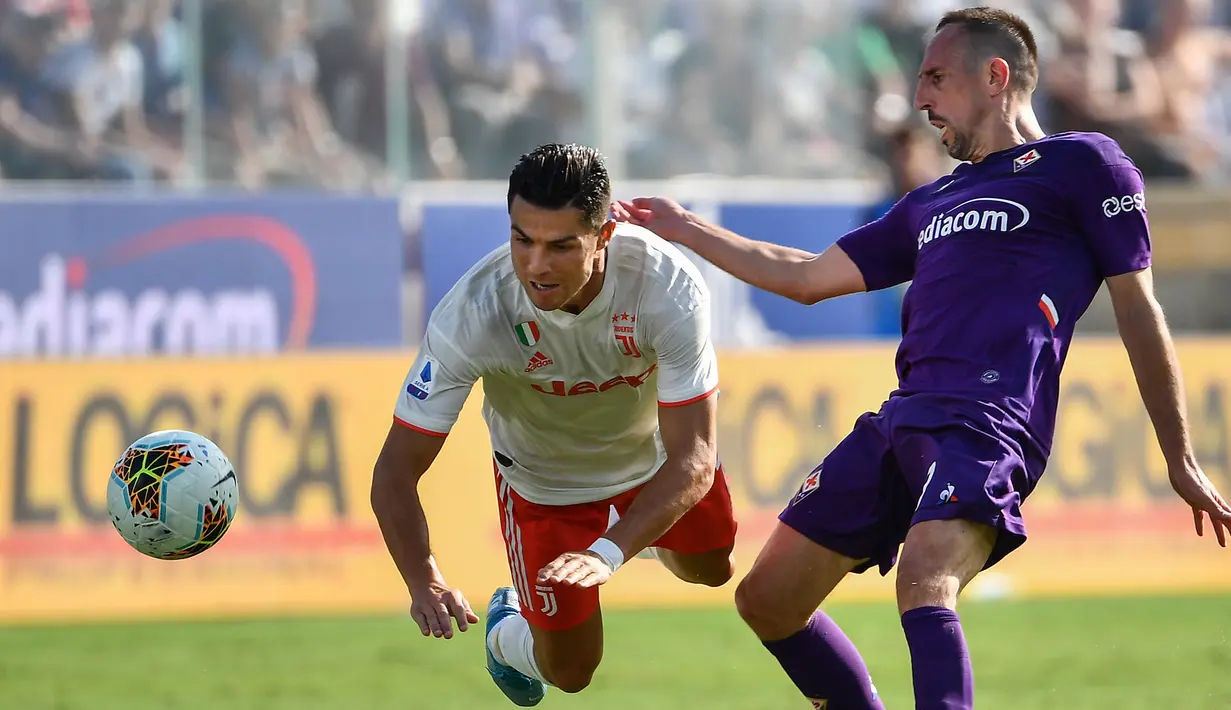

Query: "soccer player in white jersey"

xmin=371 ymin=143 xmax=738 ymax=706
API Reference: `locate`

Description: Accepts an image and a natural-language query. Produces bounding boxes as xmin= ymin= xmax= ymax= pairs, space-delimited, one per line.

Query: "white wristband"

xmin=586 ymin=537 xmax=625 ymax=573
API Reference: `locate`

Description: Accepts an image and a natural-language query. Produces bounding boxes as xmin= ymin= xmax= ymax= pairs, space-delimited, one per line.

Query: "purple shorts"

xmin=779 ymin=394 xmax=1045 ymax=576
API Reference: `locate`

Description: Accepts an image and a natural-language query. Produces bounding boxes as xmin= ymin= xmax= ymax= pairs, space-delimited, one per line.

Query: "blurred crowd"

xmin=0 ymin=0 xmax=1227 ymax=188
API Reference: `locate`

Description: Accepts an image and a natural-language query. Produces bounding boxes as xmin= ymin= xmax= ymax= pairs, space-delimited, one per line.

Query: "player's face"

xmin=509 ymin=196 xmax=614 ymax=313
xmin=915 ymin=26 xmax=988 ymax=162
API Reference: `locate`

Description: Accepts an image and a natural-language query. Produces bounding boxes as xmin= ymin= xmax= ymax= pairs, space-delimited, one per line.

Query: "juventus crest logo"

xmin=612 ymin=311 xmax=641 ymax=358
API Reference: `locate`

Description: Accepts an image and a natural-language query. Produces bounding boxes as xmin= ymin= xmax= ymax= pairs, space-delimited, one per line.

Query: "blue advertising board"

xmin=719 ymin=201 xmax=893 ymax=339
xmin=0 ymin=194 xmax=402 ymax=357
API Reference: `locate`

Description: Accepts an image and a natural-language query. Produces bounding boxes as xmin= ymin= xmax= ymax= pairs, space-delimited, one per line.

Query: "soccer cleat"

xmin=485 ymin=587 xmax=546 ymax=707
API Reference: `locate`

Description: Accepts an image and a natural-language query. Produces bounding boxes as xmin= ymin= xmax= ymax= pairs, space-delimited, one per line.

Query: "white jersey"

xmin=393 ymin=224 xmax=719 ymax=505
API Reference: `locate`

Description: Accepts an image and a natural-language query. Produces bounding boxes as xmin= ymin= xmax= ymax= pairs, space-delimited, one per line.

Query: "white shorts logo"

xmin=1101 ymin=192 xmax=1145 ymax=218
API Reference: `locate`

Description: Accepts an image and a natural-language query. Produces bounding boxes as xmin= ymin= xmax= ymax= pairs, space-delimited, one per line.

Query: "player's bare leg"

xmin=525 ymin=608 xmax=604 ymax=693
xmin=653 ymin=544 xmax=735 ymax=587
xmin=735 ymin=525 xmax=853 ymax=639
xmin=735 ymin=523 xmax=885 ymax=709
xmin=896 ymin=518 xmax=997 ymax=612
xmin=487 ymin=590 xmax=605 ymax=696
xmin=895 ymin=518 xmax=997 ymax=710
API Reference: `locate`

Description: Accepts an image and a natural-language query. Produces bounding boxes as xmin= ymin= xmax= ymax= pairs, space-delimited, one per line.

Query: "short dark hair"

xmin=507 ymin=143 xmax=611 ymax=233
xmin=937 ymin=6 xmax=1039 ymax=93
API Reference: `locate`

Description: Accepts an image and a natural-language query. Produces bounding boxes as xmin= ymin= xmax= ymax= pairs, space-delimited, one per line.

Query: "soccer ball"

xmin=107 ymin=429 xmax=239 ymax=560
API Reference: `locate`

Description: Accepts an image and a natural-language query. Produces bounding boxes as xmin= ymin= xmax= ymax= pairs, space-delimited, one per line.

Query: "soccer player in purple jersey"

xmin=614 ymin=7 xmax=1231 ymax=710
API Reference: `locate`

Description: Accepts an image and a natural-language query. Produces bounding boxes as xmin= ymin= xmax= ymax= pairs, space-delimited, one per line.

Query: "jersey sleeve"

xmin=835 ymin=193 xmax=918 ymax=290
xmin=1070 ymin=158 xmax=1152 ymax=278
xmin=392 ymin=311 xmax=481 ymax=437
xmin=649 ymin=298 xmax=720 ymax=408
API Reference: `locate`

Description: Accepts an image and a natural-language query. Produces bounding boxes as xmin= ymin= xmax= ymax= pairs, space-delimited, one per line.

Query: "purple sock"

xmin=901 ymin=606 xmax=974 ymax=710
xmin=762 ymin=610 xmax=884 ymax=709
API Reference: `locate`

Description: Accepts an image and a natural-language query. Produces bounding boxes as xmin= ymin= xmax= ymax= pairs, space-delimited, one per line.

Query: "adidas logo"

xmin=525 ymin=351 xmax=554 ymax=373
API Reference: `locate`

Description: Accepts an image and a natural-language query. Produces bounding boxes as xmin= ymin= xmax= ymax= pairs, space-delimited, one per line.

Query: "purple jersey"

xmin=837 ymin=132 xmax=1151 ymax=454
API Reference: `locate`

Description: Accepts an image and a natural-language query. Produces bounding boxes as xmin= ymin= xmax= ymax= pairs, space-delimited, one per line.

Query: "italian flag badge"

xmin=515 ymin=321 xmax=541 ymax=347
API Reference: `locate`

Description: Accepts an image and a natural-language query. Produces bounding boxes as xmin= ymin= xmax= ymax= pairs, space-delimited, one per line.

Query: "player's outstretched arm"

xmin=372 ymin=422 xmax=480 ymax=638
xmin=1106 ymin=268 xmax=1231 ymax=545
xmin=605 ymin=394 xmax=719 ymax=556
xmin=537 ymin=395 xmax=719 ymax=589
xmin=613 ymin=197 xmax=869 ymax=304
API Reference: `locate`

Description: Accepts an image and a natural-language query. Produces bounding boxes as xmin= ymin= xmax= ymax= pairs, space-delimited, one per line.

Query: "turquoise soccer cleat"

xmin=485 ymin=587 xmax=547 ymax=707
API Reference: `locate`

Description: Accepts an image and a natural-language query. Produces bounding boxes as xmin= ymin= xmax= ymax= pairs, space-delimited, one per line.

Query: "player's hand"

xmin=612 ymin=197 xmax=692 ymax=244
xmin=409 ymin=579 xmax=479 ymax=639
xmin=1169 ymin=462 xmax=1231 ymax=547
xmin=537 ymin=551 xmax=614 ymax=589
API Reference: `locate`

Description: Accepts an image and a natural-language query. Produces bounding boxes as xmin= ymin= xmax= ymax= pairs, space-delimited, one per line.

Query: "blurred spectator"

xmin=314 ymin=0 xmax=464 ymax=179
xmin=0 ymin=0 xmax=90 ymax=34
xmin=756 ymin=2 xmax=871 ymax=177
xmin=1145 ymin=0 xmax=1231 ymax=181
xmin=854 ymin=0 xmax=930 ymax=164
xmin=1041 ymin=0 xmax=1195 ymax=179
xmin=219 ymin=0 xmax=373 ymax=189
xmin=863 ymin=122 xmax=948 ymax=224
xmin=653 ymin=23 xmax=746 ymax=176
xmin=0 ymin=7 xmax=86 ymax=179
xmin=40 ymin=0 xmax=182 ymax=182
xmin=616 ymin=0 xmax=693 ymax=177
xmin=422 ymin=0 xmax=582 ymax=178
xmin=0 ymin=0 xmax=1229 ymax=188
xmin=131 ymin=0 xmax=184 ymax=139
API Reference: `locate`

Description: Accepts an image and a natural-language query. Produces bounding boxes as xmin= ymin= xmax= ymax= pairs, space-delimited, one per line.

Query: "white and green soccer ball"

xmin=107 ymin=430 xmax=239 ymax=560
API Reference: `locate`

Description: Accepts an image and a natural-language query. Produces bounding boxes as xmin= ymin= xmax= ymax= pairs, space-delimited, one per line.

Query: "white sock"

xmin=488 ymin=613 xmax=549 ymax=685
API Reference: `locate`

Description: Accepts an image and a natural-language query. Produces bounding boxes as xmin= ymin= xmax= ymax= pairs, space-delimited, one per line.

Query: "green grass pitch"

xmin=2 ymin=595 xmax=1228 ymax=709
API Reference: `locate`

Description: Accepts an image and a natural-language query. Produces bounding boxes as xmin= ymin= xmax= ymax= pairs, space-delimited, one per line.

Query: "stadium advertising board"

xmin=1 ymin=340 xmax=1229 ymax=622
xmin=0 ymin=353 xmax=412 ymax=622
xmin=0 ymin=194 xmax=403 ymax=358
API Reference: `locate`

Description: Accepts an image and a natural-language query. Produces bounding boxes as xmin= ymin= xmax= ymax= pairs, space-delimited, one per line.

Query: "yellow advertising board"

xmin=0 ymin=339 xmax=1229 ymax=623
